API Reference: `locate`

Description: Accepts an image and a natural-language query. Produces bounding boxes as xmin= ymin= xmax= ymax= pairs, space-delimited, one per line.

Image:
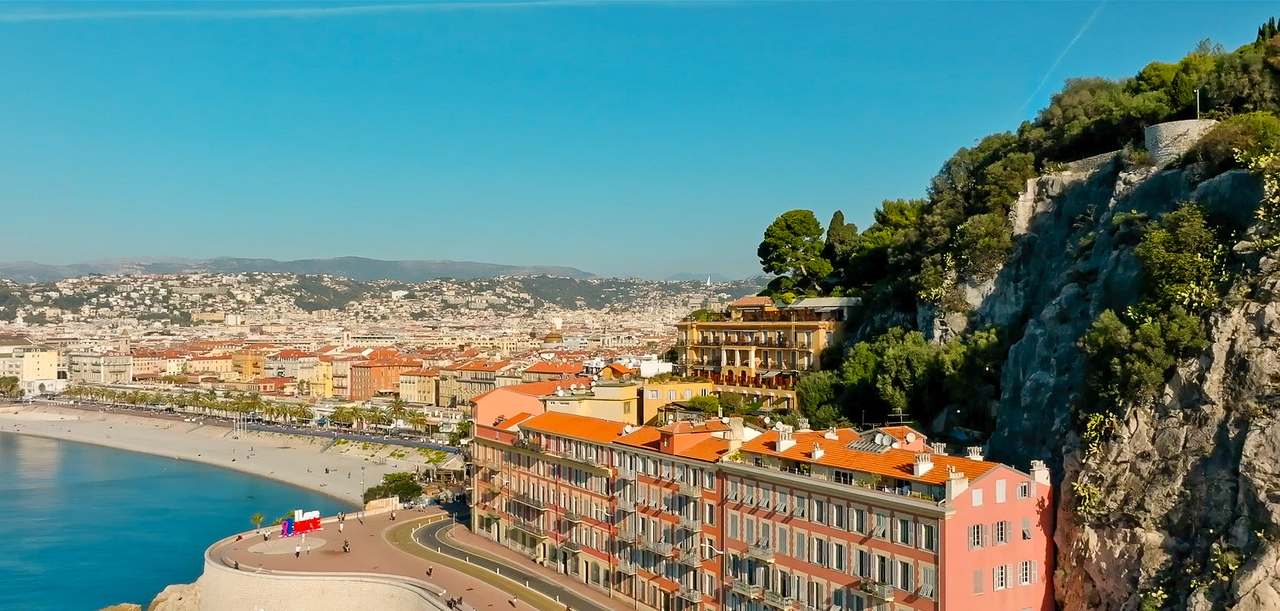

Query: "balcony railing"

xmin=562 ymin=511 xmax=583 ymax=523
xmin=616 ymin=466 xmax=635 ymax=480
xmin=747 ymin=544 xmax=775 ymax=562
xmin=731 ymin=581 xmax=763 ymax=599
xmin=617 ymin=498 xmax=636 ymax=512
xmin=512 ymin=438 xmax=544 ymax=453
xmin=764 ymin=591 xmax=795 ymax=609
xmin=513 ymin=493 xmax=548 ymax=511
xmin=677 ymin=482 xmax=701 ymax=497
xmin=678 ymin=515 xmax=699 ymax=532
xmin=859 ymin=581 xmax=895 ymax=601
xmin=616 ymin=529 xmax=638 ymax=544
xmin=676 ymin=551 xmax=701 ymax=568
xmin=617 ymin=562 xmax=638 ymax=575
xmin=678 ymin=588 xmax=702 ymax=603
xmin=561 ymin=540 xmax=582 ymax=553
xmin=640 ymin=540 xmax=674 ymax=556
xmin=511 ymin=519 xmax=547 ymax=538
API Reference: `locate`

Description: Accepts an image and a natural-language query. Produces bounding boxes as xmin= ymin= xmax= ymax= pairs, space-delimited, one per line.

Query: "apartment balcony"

xmin=747 ymin=544 xmax=775 ymax=563
xmin=513 ymin=493 xmax=548 ymax=511
xmin=640 ymin=540 xmax=674 ymax=556
xmin=511 ymin=519 xmax=547 ymax=538
xmin=616 ymin=529 xmax=638 ymax=544
xmin=512 ymin=438 xmax=544 ymax=453
xmin=731 ymin=581 xmax=763 ymax=599
xmin=562 ymin=511 xmax=583 ymax=523
xmin=565 ymin=453 xmax=604 ymax=469
xmin=763 ymin=591 xmax=795 ymax=609
xmin=859 ymin=581 xmax=895 ymax=601
xmin=677 ymin=482 xmax=701 ymax=497
xmin=676 ymin=551 xmax=701 ymax=568
xmin=678 ymin=515 xmax=699 ymax=532
xmin=561 ymin=540 xmax=582 ymax=553
xmin=617 ymin=498 xmax=636 ymax=512
xmin=616 ymin=466 xmax=635 ymax=480
xmin=617 ymin=562 xmax=638 ymax=575
xmin=678 ymin=588 xmax=702 ymax=603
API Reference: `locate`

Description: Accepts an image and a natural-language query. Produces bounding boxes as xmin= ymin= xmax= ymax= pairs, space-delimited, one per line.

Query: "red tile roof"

xmin=445 ymin=359 xmax=511 ymax=372
xmin=524 ymin=361 xmax=585 ymax=375
xmin=496 ymin=412 xmax=535 ymax=430
xmin=472 ymin=378 xmax=595 ymax=403
xmin=741 ymin=429 xmax=997 ymax=486
xmin=518 ymin=412 xmax=630 ymax=444
xmin=730 ymin=296 xmax=774 ymax=307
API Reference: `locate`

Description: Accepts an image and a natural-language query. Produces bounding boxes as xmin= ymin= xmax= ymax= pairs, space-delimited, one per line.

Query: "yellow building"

xmin=641 ymin=379 xmax=715 ymax=414
xmin=539 ymin=381 xmax=642 ymax=425
xmin=399 ymin=370 xmax=440 ymax=405
xmin=231 ymin=353 xmax=266 ymax=380
xmin=675 ymin=296 xmax=859 ymax=409
xmin=307 ymin=359 xmax=334 ymax=398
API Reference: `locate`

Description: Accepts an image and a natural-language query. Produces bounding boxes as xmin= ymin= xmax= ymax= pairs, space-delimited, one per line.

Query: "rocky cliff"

xmin=951 ymin=156 xmax=1280 ymax=610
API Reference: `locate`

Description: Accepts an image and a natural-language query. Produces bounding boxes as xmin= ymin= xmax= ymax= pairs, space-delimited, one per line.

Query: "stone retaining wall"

xmin=1145 ymin=118 xmax=1218 ymax=166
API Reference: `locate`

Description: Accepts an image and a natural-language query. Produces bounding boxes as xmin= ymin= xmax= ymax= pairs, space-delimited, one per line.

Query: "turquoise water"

xmin=0 ymin=433 xmax=351 ymax=611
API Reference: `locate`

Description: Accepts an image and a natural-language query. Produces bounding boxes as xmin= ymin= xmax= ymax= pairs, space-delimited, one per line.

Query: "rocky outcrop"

xmin=958 ymin=158 xmax=1280 ymax=609
xmin=99 ymin=605 xmax=143 ymax=611
xmin=147 ymin=581 xmax=201 ymax=611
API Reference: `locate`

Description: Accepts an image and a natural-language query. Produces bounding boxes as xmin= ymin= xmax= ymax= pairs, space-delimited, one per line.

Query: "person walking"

xmin=390 ymin=511 xmax=396 ymax=521
xmin=294 ymin=544 xmax=301 ymax=559
xmin=306 ymin=543 xmax=311 ymax=555
xmin=509 ymin=597 xmax=517 ymax=607
xmin=339 ymin=522 xmax=343 ymax=533
xmin=427 ymin=566 xmax=433 ymax=577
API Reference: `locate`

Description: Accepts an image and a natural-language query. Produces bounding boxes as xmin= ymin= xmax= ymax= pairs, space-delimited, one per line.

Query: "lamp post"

xmin=360 ymin=466 xmax=365 ymax=519
xmin=1196 ymin=88 xmax=1201 ymax=120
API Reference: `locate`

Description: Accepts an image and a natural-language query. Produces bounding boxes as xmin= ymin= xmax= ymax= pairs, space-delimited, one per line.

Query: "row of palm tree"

xmin=62 ymin=386 xmax=434 ymax=434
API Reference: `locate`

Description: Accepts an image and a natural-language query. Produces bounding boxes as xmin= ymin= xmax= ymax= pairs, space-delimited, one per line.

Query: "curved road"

xmin=414 ymin=514 xmax=620 ymax=611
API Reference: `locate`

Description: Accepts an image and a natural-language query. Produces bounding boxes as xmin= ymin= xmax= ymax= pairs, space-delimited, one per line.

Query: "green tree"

xmin=758 ymin=210 xmax=833 ymax=292
xmin=1134 ymin=204 xmax=1225 ymax=314
xmin=685 ymin=395 xmax=720 ymax=414
xmin=363 ymin=472 xmax=424 ymax=504
xmin=250 ymin=512 xmax=265 ymax=529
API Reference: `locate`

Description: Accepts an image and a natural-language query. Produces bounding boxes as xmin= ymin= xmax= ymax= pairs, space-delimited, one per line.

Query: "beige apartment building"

xmin=675 ymin=296 xmax=859 ymax=410
xmin=68 ymin=353 xmax=134 ymax=385
xmin=399 ymin=370 xmax=440 ymax=405
xmin=540 ymin=381 xmax=644 ymax=426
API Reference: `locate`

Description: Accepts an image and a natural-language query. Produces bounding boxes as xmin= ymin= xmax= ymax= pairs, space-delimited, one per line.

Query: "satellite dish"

xmin=875 ymin=433 xmax=885 ymax=445
xmin=570 ymin=384 xmax=578 ymax=390
xmin=623 ymin=425 xmax=634 ymax=434
xmin=891 ymin=442 xmax=900 ymax=449
xmin=720 ymin=417 xmax=729 ymax=424
xmin=556 ymin=389 xmax=564 ymax=396
xmin=905 ymin=433 xmax=916 ymax=443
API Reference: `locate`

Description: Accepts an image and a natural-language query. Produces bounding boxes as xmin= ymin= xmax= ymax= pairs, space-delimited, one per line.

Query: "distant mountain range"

xmin=0 ymin=257 xmax=596 ymax=284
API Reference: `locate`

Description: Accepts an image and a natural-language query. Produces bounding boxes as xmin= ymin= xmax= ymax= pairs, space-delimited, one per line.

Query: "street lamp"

xmin=360 ymin=466 xmax=365 ymax=519
xmin=1195 ymin=88 xmax=1201 ymax=120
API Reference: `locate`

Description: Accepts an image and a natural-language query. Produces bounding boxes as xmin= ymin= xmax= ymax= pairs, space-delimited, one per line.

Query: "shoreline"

xmin=0 ymin=405 xmax=433 ymax=507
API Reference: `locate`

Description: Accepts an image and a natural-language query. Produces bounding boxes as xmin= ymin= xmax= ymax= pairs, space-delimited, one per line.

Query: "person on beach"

xmin=509 ymin=596 xmax=517 ymax=607
xmin=390 ymin=511 xmax=395 ymax=521
xmin=339 ymin=522 xmax=343 ymax=533
xmin=343 ymin=539 xmax=350 ymax=553
xmin=427 ymin=566 xmax=433 ymax=577
xmin=294 ymin=544 xmax=300 ymax=558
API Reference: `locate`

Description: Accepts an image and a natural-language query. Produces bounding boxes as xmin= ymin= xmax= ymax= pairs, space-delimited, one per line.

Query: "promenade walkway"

xmin=217 ymin=510 xmax=632 ymax=611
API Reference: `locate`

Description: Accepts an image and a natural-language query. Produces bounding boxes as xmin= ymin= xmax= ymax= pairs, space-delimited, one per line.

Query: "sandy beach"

xmin=0 ymin=404 xmax=441 ymax=506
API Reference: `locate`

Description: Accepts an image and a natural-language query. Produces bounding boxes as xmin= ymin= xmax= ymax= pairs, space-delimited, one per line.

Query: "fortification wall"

xmin=1145 ymin=118 xmax=1218 ymax=165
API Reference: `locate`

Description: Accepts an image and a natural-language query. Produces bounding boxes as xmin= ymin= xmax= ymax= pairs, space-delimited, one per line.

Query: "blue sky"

xmin=0 ymin=1 xmax=1274 ymax=279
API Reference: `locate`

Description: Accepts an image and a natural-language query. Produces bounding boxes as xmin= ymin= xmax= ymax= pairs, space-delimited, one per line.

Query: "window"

xmin=968 ymin=525 xmax=983 ymax=550
xmin=995 ymin=520 xmax=1009 ymax=545
xmin=834 ymin=505 xmax=846 ymax=529
xmin=1018 ymin=561 xmax=1031 ymax=586
xmin=898 ymin=560 xmax=913 ymax=591
xmin=872 ymin=514 xmax=888 ymax=539
xmin=813 ymin=499 xmax=826 ymax=524
xmin=834 ymin=542 xmax=846 ymax=571
xmin=994 ymin=565 xmax=1008 ymax=591
xmin=779 ymin=526 xmax=789 ymax=555
xmin=1022 ymin=517 xmax=1033 ymax=540
xmin=668 ymin=390 xmax=676 ymax=400
xmin=896 ymin=518 xmax=913 ymax=546
xmin=857 ymin=549 xmax=872 ymax=578
xmin=920 ymin=566 xmax=937 ymax=599
xmin=972 ymin=489 xmax=983 ymax=506
xmin=1018 ymin=482 xmax=1030 ymax=499
xmin=795 ymin=532 xmax=806 ymax=559
xmin=876 ymin=555 xmax=892 ymax=585
xmin=705 ymin=502 xmax=715 ymax=525
xmin=729 ymin=513 xmax=739 ymax=540
xmin=777 ymin=491 xmax=789 ymax=512
xmin=683 ymin=390 xmax=693 ymax=399
xmin=973 ymin=569 xmax=984 ymax=594
xmin=647 ymin=390 xmax=659 ymax=399
xmin=852 ymin=508 xmax=866 ymax=534
xmin=920 ymin=524 xmax=937 ymax=552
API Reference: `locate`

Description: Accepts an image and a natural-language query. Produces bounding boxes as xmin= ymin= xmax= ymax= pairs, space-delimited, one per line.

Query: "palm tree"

xmin=386 ymin=397 xmax=411 ymax=430
xmin=251 ymin=512 xmax=265 ymax=529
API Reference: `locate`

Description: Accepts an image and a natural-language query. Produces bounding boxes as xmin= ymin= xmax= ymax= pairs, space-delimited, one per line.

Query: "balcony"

xmin=764 ymin=591 xmax=795 ymax=609
xmin=616 ymin=466 xmax=635 ymax=480
xmin=511 ymin=519 xmax=547 ymax=538
xmin=616 ymin=529 xmax=638 ymax=544
xmin=640 ymin=540 xmax=674 ymax=556
xmin=617 ymin=498 xmax=636 ymax=512
xmin=678 ymin=515 xmax=699 ymax=532
xmin=512 ymin=438 xmax=544 ymax=453
xmin=563 ymin=511 xmax=583 ymax=523
xmin=731 ymin=581 xmax=763 ymax=599
xmin=859 ymin=581 xmax=895 ymax=601
xmin=617 ymin=562 xmax=638 ymax=575
xmin=677 ymin=482 xmax=701 ymax=497
xmin=747 ymin=544 xmax=775 ymax=562
xmin=513 ymin=493 xmax=548 ymax=511
xmin=676 ymin=551 xmax=701 ymax=568
xmin=678 ymin=588 xmax=702 ymax=603
xmin=561 ymin=540 xmax=582 ymax=553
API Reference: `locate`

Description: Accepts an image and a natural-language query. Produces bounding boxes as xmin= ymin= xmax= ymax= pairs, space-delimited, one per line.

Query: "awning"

xmin=761 ymin=371 xmax=779 ymax=379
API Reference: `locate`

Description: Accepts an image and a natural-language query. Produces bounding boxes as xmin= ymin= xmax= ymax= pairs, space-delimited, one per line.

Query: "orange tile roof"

xmin=605 ymin=363 xmax=636 ymax=375
xmin=682 ymin=437 xmax=732 ymax=462
xmin=518 ymin=412 xmax=630 ymax=444
xmin=446 ymin=359 xmax=511 ymax=372
xmin=400 ymin=369 xmax=440 ymax=377
xmin=741 ymin=429 xmax=997 ymax=485
xmin=658 ymin=420 xmax=730 ymax=434
xmin=614 ymin=427 xmax=663 ymax=451
xmin=730 ymin=296 xmax=774 ymax=307
xmin=875 ymin=426 xmax=925 ymax=442
xmin=524 ymin=361 xmax=585 ymax=375
xmin=613 ymin=426 xmax=730 ymax=463
xmin=496 ymin=412 xmax=535 ymax=430
xmin=271 ymin=350 xmax=316 ymax=359
xmin=473 ymin=378 xmax=595 ymax=403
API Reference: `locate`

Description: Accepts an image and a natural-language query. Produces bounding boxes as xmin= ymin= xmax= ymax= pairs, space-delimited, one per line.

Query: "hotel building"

xmin=472 ymin=414 xmax=1053 ymax=611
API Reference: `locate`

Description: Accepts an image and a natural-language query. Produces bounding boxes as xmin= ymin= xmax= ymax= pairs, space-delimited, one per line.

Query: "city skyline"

xmin=1 ymin=1 xmax=1272 ymax=279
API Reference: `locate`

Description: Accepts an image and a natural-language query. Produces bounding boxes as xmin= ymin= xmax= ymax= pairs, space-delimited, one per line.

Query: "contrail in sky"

xmin=1019 ymin=0 xmax=1108 ymax=114
xmin=0 ymin=1 xmax=667 ymax=23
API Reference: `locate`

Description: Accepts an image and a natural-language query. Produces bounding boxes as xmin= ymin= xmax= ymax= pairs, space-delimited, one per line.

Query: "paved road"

xmin=414 ymin=513 xmax=617 ymax=611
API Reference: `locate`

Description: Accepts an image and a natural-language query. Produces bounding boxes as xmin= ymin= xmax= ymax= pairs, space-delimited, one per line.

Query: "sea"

xmin=0 ymin=432 xmax=351 ymax=611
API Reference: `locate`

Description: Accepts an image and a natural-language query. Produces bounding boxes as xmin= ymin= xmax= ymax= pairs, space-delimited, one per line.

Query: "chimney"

xmin=811 ymin=443 xmax=824 ymax=461
xmin=824 ymin=427 xmax=839 ymax=440
xmin=912 ymin=452 xmax=933 ymax=477
xmin=796 ymin=417 xmax=812 ymax=432
xmin=945 ymin=466 xmax=969 ymax=501
xmin=726 ymin=417 xmax=745 ymax=454
xmin=1030 ymin=459 xmax=1051 ymax=486
xmin=776 ymin=425 xmax=795 ymax=452
xmin=930 ymin=442 xmax=948 ymax=455
xmin=966 ymin=446 xmax=985 ymax=461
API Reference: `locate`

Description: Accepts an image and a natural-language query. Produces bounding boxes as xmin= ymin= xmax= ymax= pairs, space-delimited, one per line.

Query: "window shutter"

xmin=1032 ymin=560 xmax=1039 ymax=584
xmin=981 ymin=524 xmax=990 ymax=547
xmin=973 ymin=569 xmax=983 ymax=594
